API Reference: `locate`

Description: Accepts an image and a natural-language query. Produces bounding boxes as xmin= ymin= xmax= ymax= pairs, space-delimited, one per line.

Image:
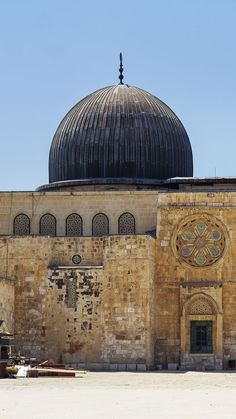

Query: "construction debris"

xmin=0 ymin=354 xmax=87 ymax=379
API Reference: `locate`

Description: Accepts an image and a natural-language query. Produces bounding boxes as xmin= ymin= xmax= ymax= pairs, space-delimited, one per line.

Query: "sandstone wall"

xmin=0 ymin=191 xmax=158 ymax=235
xmin=3 ymin=188 xmax=236 ymax=369
xmin=0 ymin=235 xmax=155 ymax=367
xmin=101 ymin=236 xmax=155 ymax=366
xmin=155 ymin=191 xmax=236 ymax=368
xmin=0 ymin=279 xmax=15 ymax=334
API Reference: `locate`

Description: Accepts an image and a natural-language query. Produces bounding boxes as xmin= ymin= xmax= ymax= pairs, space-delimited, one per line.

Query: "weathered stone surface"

xmin=0 ymin=279 xmax=14 ymax=333
xmin=0 ymin=234 xmax=155 ymax=367
xmin=126 ymin=363 xmax=137 ymax=371
xmin=0 ymin=190 xmax=158 ymax=236
xmin=154 ymin=192 xmax=235 ymax=370
xmin=137 ymin=364 xmax=147 ymax=371
xmin=1 ymin=190 xmax=236 ymax=370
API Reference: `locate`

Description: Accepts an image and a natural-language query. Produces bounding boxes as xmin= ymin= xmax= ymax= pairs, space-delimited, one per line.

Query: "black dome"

xmin=49 ymin=84 xmax=193 ymax=184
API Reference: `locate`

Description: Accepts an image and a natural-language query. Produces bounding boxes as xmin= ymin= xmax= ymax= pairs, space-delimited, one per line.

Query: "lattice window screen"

xmin=92 ymin=213 xmax=109 ymax=236
xmin=40 ymin=214 xmax=56 ymax=236
xmin=13 ymin=214 xmax=30 ymax=235
xmin=190 ymin=299 xmax=213 ymax=315
xmin=118 ymin=212 xmax=135 ymax=234
xmin=66 ymin=213 xmax=83 ymax=236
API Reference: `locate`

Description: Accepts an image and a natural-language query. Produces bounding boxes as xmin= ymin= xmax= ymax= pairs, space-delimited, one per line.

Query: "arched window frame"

xmin=65 ymin=213 xmax=83 ymax=236
xmin=39 ymin=213 xmax=57 ymax=236
xmin=180 ymin=292 xmax=222 ymax=365
xmin=118 ymin=212 xmax=136 ymax=234
xmin=13 ymin=213 xmax=31 ymax=235
xmin=92 ymin=213 xmax=109 ymax=236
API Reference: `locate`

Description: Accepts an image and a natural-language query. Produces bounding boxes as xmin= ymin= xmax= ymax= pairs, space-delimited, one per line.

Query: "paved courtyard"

xmin=1 ymin=371 xmax=236 ymax=419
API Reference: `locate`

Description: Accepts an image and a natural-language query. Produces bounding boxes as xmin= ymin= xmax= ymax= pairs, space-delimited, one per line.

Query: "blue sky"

xmin=1 ymin=0 xmax=236 ymax=190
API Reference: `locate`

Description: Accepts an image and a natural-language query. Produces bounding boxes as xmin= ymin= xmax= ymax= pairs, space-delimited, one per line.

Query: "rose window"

xmin=175 ymin=217 xmax=225 ymax=267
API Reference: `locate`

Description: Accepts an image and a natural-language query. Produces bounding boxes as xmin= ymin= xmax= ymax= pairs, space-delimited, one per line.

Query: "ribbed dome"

xmin=49 ymin=84 xmax=193 ymax=184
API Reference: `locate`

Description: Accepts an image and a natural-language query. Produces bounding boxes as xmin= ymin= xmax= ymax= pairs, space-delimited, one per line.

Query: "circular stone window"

xmin=72 ymin=254 xmax=82 ymax=265
xmin=174 ymin=215 xmax=226 ymax=267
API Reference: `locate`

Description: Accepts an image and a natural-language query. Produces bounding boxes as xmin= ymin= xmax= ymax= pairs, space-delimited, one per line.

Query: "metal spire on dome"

xmin=119 ymin=53 xmax=124 ymax=84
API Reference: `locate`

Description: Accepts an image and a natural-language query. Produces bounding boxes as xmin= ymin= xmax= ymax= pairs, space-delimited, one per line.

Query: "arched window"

xmin=118 ymin=212 xmax=135 ymax=234
xmin=92 ymin=213 xmax=109 ymax=236
xmin=39 ymin=214 xmax=56 ymax=236
xmin=66 ymin=213 xmax=83 ymax=236
xmin=13 ymin=214 xmax=30 ymax=235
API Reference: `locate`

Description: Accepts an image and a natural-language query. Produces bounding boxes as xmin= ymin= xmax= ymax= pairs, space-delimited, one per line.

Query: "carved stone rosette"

xmin=174 ymin=215 xmax=226 ymax=267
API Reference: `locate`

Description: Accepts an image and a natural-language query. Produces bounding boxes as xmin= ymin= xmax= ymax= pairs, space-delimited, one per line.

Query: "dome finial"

xmin=119 ymin=52 xmax=124 ymax=84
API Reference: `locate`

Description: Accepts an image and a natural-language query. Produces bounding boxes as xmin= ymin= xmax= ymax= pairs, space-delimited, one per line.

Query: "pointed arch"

xmin=39 ymin=213 xmax=56 ymax=236
xmin=182 ymin=292 xmax=219 ymax=317
xmin=118 ymin=212 xmax=135 ymax=234
xmin=13 ymin=214 xmax=30 ymax=235
xmin=66 ymin=213 xmax=83 ymax=236
xmin=92 ymin=213 xmax=109 ymax=236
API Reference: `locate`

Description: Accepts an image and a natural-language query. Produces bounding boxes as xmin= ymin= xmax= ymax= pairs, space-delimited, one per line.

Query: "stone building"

xmin=0 ymin=61 xmax=235 ymax=370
